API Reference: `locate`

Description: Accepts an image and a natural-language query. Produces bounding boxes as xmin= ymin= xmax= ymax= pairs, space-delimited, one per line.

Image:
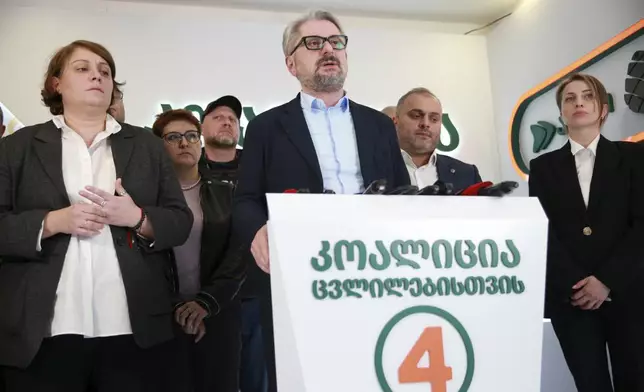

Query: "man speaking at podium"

xmin=233 ymin=10 xmax=409 ymax=392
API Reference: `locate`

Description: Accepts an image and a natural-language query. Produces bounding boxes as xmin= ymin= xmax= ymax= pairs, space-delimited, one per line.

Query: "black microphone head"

xmin=478 ymin=181 xmax=520 ymax=197
xmin=362 ymin=179 xmax=387 ymax=194
xmin=431 ymin=181 xmax=455 ymax=196
xmin=499 ymin=181 xmax=519 ymax=193
xmin=385 ymin=185 xmax=419 ymax=195
xmin=416 ymin=184 xmax=441 ymax=195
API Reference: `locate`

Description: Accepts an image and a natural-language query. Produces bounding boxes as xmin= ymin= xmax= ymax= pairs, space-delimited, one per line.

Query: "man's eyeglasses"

xmin=163 ymin=131 xmax=201 ymax=145
xmin=289 ymin=35 xmax=348 ymax=56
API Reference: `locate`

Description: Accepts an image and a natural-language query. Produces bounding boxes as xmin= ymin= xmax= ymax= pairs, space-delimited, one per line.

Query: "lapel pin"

xmin=450 ymin=168 xmax=456 ymax=174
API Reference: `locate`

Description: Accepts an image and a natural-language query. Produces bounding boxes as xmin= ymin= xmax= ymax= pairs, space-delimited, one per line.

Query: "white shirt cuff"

xmin=36 ymin=220 xmax=44 ymax=252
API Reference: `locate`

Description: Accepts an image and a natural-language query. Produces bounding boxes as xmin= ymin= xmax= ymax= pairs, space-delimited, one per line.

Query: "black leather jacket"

xmin=198 ymin=149 xmax=259 ymax=299
xmin=171 ymin=175 xmax=246 ymax=316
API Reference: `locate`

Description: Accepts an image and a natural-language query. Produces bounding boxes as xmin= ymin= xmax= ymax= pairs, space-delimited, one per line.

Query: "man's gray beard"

xmin=302 ymin=71 xmax=346 ymax=93
xmin=205 ymin=136 xmax=237 ymax=149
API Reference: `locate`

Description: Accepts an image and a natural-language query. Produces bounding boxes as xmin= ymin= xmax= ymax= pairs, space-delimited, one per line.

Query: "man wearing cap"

xmin=199 ymin=95 xmax=243 ymax=184
xmin=233 ymin=10 xmax=409 ymax=392
xmin=199 ymin=95 xmax=269 ymax=392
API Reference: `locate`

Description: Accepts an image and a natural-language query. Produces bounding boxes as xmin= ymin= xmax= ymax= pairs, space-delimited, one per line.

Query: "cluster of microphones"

xmin=284 ymin=180 xmax=519 ymax=197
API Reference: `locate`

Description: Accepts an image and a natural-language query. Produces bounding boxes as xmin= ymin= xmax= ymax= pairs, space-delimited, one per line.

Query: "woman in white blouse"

xmin=0 ymin=40 xmax=192 ymax=392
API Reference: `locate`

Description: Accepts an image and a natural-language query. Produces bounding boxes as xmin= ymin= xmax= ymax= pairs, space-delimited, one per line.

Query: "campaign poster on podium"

xmin=267 ymin=194 xmax=548 ymax=392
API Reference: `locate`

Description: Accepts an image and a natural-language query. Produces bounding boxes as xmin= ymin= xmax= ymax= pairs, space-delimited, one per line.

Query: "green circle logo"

xmin=374 ymin=305 xmax=475 ymax=391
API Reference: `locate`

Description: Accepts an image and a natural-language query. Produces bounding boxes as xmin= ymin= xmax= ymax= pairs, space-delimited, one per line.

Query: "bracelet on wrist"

xmin=132 ymin=208 xmax=146 ymax=232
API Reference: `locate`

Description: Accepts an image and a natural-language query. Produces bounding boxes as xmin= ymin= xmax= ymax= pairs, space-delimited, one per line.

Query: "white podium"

xmin=267 ymin=194 xmax=548 ymax=392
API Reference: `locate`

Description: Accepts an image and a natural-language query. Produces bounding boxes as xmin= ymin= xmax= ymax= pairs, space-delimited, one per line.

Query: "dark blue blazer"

xmin=435 ymin=154 xmax=482 ymax=191
xmin=233 ymin=94 xmax=410 ymax=246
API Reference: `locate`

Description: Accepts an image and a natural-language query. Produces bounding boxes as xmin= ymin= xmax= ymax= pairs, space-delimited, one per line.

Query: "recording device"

xmin=285 ymin=180 xmax=518 ymax=197
xmin=283 ymin=188 xmax=311 ymax=193
xmin=385 ymin=185 xmax=419 ymax=195
xmin=362 ymin=179 xmax=456 ymax=196
xmin=478 ymin=181 xmax=519 ymax=196
xmin=457 ymin=181 xmax=519 ymax=197
xmin=415 ymin=181 xmax=454 ymax=195
xmin=361 ymin=179 xmax=388 ymax=195
xmin=457 ymin=181 xmax=493 ymax=196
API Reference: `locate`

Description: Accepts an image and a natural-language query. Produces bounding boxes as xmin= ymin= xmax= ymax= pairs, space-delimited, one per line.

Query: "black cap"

xmin=202 ymin=95 xmax=242 ymax=123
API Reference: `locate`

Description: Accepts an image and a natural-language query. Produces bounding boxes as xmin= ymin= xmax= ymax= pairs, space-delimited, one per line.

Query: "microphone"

xmin=437 ymin=181 xmax=454 ymax=195
xmin=456 ymin=181 xmax=519 ymax=197
xmin=284 ymin=188 xmax=337 ymax=194
xmin=457 ymin=181 xmax=493 ymax=196
xmin=477 ymin=181 xmax=519 ymax=197
xmin=415 ymin=181 xmax=454 ymax=195
xmin=384 ymin=185 xmax=419 ymax=195
xmin=416 ymin=184 xmax=442 ymax=195
xmin=283 ymin=188 xmax=311 ymax=193
xmin=362 ymin=179 xmax=387 ymax=195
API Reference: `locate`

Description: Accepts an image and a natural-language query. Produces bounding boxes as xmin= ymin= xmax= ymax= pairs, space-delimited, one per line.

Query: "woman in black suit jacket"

xmin=529 ymin=73 xmax=644 ymax=392
xmin=0 ymin=40 xmax=192 ymax=392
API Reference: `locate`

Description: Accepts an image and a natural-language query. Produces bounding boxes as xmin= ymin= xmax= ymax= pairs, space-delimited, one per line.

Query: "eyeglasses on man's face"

xmin=163 ymin=130 xmax=201 ymax=145
xmin=289 ymin=35 xmax=348 ymax=56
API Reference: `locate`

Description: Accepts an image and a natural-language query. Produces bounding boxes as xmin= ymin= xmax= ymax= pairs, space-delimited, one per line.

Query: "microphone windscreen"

xmin=459 ymin=181 xmax=493 ymax=196
xmin=362 ymin=179 xmax=387 ymax=194
xmin=385 ymin=185 xmax=419 ymax=195
xmin=478 ymin=181 xmax=519 ymax=197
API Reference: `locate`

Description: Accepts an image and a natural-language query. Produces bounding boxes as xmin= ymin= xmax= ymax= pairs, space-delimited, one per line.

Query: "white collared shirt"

xmin=401 ymin=150 xmax=438 ymax=188
xmin=569 ymin=134 xmax=600 ymax=208
xmin=44 ymin=114 xmax=132 ymax=337
xmin=300 ymin=92 xmax=364 ymax=194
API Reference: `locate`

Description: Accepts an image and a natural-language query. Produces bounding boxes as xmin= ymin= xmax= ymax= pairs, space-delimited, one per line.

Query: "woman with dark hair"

xmin=152 ymin=108 xmax=245 ymax=392
xmin=529 ymin=73 xmax=644 ymax=392
xmin=0 ymin=40 xmax=193 ymax=392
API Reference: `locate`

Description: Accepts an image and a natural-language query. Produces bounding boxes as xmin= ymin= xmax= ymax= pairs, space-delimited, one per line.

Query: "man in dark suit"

xmin=233 ymin=10 xmax=409 ymax=392
xmin=394 ymin=87 xmax=481 ymax=191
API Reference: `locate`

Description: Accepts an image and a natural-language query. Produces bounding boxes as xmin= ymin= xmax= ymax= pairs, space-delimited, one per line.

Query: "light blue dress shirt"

xmin=300 ymin=92 xmax=364 ymax=194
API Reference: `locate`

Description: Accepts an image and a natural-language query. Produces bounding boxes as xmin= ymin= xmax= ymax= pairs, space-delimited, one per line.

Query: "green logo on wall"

xmin=160 ymin=103 xmax=461 ymax=151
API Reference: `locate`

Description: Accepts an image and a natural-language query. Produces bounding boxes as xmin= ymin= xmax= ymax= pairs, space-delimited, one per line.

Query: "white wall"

xmin=487 ymin=0 xmax=644 ymax=194
xmin=0 ymin=0 xmax=501 ymax=182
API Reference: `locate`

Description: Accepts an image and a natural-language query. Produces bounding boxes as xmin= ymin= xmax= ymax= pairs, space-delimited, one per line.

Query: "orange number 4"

xmin=398 ymin=327 xmax=453 ymax=392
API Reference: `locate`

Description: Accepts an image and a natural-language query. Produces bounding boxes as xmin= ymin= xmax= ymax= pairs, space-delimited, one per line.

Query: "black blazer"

xmin=0 ymin=121 xmax=193 ymax=368
xmin=435 ymin=154 xmax=482 ymax=191
xmin=529 ymin=136 xmax=644 ymax=316
xmin=233 ymin=94 xmax=410 ymax=247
